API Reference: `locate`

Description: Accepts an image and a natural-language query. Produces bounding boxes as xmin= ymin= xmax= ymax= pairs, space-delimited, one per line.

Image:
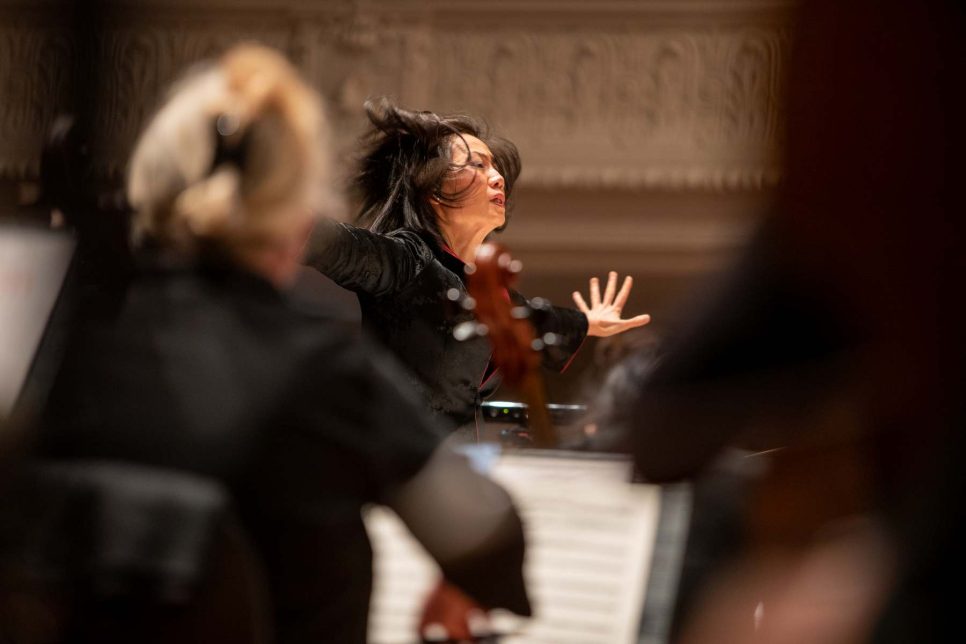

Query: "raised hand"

xmin=572 ymin=271 xmax=651 ymax=338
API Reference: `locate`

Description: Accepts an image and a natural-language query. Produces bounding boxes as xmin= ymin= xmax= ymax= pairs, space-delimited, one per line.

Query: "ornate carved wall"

xmin=1 ymin=0 xmax=794 ymax=376
xmin=1 ymin=0 xmax=792 ymax=187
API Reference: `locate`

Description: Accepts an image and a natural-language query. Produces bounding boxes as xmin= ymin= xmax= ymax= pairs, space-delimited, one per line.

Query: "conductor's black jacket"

xmin=307 ymin=223 xmax=588 ymax=430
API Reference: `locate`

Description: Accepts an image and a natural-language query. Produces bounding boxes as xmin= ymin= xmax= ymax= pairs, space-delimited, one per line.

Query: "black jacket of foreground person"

xmin=20 ymin=255 xmax=530 ymax=643
xmin=308 ymin=222 xmax=588 ymax=430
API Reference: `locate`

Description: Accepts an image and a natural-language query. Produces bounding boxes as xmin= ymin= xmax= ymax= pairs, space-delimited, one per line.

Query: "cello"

xmin=461 ymin=241 xmax=558 ymax=448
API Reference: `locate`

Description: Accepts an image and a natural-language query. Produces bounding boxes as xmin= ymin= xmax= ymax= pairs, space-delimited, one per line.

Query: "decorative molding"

xmin=0 ymin=0 xmax=793 ymax=191
xmin=430 ymin=26 xmax=789 ymax=191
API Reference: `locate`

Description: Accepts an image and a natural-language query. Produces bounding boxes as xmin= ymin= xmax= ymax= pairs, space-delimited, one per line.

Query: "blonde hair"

xmin=127 ymin=44 xmax=336 ymax=254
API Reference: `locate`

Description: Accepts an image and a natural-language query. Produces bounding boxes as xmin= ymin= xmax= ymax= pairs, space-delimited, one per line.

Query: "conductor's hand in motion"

xmin=573 ymin=271 xmax=651 ymax=338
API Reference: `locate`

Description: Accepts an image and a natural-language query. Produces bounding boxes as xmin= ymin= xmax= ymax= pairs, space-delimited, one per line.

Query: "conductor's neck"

xmin=438 ymin=223 xmax=490 ymax=264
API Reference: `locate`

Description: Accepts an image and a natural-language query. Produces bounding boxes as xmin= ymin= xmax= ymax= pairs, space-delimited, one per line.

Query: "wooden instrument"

xmin=463 ymin=242 xmax=557 ymax=448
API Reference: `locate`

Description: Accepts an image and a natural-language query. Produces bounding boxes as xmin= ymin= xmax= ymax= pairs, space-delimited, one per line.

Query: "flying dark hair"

xmin=352 ymin=97 xmax=521 ymax=245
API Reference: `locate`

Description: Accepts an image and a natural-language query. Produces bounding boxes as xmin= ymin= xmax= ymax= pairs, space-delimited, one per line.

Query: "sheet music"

xmin=366 ymin=451 xmax=662 ymax=644
xmin=0 ymin=226 xmax=73 ymax=420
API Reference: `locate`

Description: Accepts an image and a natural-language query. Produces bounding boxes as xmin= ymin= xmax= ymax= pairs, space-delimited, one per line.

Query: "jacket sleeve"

xmin=510 ymin=290 xmax=589 ymax=372
xmin=286 ymin=336 xmax=531 ymax=615
xmin=304 ymin=220 xmax=434 ymax=298
xmin=384 ymin=446 xmax=531 ymax=616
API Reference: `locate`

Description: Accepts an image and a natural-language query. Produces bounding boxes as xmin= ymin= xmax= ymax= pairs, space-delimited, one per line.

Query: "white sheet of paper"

xmin=0 ymin=227 xmax=73 ymax=419
xmin=365 ymin=451 xmax=662 ymax=644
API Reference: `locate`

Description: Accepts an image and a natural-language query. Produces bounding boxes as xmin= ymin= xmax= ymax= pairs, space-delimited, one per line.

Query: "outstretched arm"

xmin=573 ymin=271 xmax=651 ymax=337
xmin=304 ymin=220 xmax=432 ymax=297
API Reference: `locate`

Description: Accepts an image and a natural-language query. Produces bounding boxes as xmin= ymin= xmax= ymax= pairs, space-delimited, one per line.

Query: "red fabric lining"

xmin=559 ymin=333 xmax=587 ymax=373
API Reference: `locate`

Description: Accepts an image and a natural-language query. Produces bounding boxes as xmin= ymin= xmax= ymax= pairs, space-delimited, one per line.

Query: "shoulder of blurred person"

xmin=43 ymin=239 xmax=443 ymax=475
xmin=35 ymin=244 xmax=448 ymax=641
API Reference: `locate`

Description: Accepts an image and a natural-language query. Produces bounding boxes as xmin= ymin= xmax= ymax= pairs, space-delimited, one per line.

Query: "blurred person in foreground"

xmin=600 ymin=0 xmax=965 ymax=642
xmin=6 ymin=44 xmax=531 ymax=643
xmin=306 ymin=99 xmax=651 ymax=434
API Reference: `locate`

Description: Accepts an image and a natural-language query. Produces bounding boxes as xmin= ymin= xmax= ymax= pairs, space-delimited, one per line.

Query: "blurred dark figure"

xmin=0 ymin=45 xmax=531 ymax=644
xmin=0 ymin=116 xmax=130 ymax=471
xmin=38 ymin=115 xmax=133 ymax=324
xmin=605 ymin=0 xmax=965 ymax=641
xmin=575 ymin=329 xmax=661 ymax=450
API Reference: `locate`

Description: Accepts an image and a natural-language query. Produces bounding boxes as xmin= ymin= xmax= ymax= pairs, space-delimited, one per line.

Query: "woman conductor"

xmin=308 ymin=99 xmax=651 ymax=431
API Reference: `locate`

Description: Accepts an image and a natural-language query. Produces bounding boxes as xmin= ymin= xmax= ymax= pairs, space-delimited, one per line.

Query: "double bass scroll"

xmin=461 ymin=242 xmax=557 ymax=448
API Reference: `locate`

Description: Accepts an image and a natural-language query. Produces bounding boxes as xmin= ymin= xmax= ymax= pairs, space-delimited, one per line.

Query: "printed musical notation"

xmin=366 ymin=451 xmax=662 ymax=644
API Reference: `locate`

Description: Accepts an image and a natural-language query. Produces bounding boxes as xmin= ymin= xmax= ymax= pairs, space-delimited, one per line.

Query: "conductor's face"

xmin=438 ymin=134 xmax=506 ymax=233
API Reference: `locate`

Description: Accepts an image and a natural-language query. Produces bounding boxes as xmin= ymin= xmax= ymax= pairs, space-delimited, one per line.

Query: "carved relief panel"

xmin=1 ymin=0 xmax=792 ymax=191
xmin=430 ymin=26 xmax=788 ymax=189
